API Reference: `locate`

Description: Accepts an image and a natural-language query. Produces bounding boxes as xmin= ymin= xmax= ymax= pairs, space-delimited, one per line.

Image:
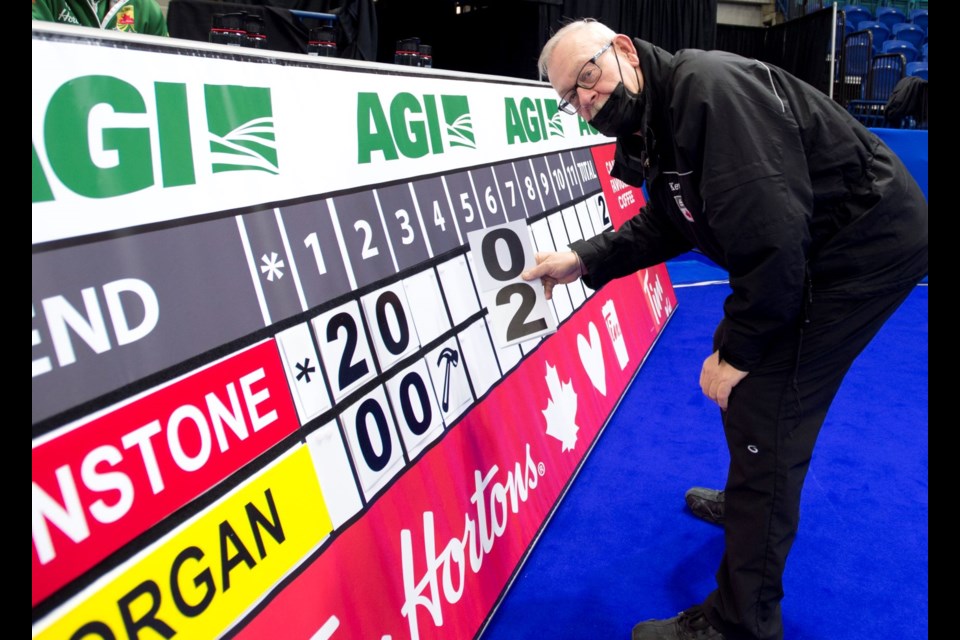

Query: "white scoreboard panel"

xmin=32 ymin=23 xmax=673 ymax=640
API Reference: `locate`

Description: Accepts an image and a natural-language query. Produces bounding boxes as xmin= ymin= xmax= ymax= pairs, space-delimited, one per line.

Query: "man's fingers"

xmin=712 ymin=381 xmax=731 ymax=411
xmin=716 ymin=385 xmax=728 ymax=411
xmin=541 ymin=276 xmax=555 ymax=300
xmin=521 ymin=260 xmax=551 ymax=281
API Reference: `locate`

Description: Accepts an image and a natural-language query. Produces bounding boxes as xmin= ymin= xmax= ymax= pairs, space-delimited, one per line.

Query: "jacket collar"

xmin=610 ymin=39 xmax=675 ymax=185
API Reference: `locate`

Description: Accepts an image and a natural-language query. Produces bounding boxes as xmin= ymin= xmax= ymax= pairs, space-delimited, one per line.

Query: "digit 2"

xmin=597 ymin=194 xmax=609 ymax=226
xmin=326 ymin=312 xmax=370 ymax=390
xmin=496 ymin=283 xmax=548 ymax=341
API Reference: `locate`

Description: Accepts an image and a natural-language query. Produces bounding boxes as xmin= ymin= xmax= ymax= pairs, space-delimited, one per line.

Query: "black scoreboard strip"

xmin=32 ymin=148 xmax=605 ymax=434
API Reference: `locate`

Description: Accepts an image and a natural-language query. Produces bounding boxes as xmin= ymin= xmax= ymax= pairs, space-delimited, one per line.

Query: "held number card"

xmin=467 ymin=220 xmax=558 ymax=348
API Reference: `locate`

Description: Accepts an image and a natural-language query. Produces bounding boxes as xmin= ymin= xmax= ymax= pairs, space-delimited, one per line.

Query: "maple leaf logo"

xmin=542 ymin=362 xmax=580 ymax=451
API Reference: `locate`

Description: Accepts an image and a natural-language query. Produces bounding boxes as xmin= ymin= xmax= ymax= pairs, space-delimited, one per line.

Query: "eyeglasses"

xmin=557 ymin=41 xmax=614 ymax=115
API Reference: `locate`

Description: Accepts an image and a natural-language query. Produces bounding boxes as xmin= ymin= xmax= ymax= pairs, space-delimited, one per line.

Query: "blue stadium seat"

xmin=858 ymin=20 xmax=891 ymax=53
xmin=892 ymin=22 xmax=925 ymax=49
xmin=878 ymin=0 xmax=912 ymax=14
xmin=841 ymin=30 xmax=874 ymax=105
xmin=844 ymin=5 xmax=875 ymax=29
xmin=846 ymin=51 xmax=905 ymax=128
xmin=909 ymin=9 xmax=928 ymax=34
xmin=921 ymin=42 xmax=927 ymax=61
xmin=906 ymin=60 xmax=928 ymax=80
xmin=867 ymin=52 xmax=906 ymax=100
xmin=882 ymin=38 xmax=920 ymax=62
xmin=876 ymin=6 xmax=907 ymax=31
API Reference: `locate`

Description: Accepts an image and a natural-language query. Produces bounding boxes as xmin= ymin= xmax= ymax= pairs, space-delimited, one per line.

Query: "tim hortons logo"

xmin=399 ymin=443 xmax=542 ymax=640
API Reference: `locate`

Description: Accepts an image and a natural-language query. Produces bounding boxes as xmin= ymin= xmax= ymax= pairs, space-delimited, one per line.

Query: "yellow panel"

xmin=35 ymin=447 xmax=332 ymax=640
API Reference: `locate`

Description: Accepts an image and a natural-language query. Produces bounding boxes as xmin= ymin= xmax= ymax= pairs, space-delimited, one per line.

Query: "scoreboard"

xmin=32 ymin=23 xmax=677 ymax=640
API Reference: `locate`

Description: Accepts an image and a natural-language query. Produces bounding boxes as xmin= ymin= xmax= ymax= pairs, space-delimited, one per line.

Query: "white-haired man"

xmin=523 ymin=18 xmax=927 ymax=640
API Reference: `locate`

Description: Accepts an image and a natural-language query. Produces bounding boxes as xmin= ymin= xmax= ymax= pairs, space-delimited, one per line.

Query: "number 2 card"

xmin=466 ymin=220 xmax=557 ymax=348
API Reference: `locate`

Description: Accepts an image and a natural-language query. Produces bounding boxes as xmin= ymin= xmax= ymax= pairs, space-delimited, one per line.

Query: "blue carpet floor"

xmin=480 ymin=258 xmax=928 ymax=640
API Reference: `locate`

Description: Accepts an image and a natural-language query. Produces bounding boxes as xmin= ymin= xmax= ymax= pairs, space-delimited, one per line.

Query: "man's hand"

xmin=520 ymin=251 xmax=583 ymax=300
xmin=700 ymin=350 xmax=748 ymax=411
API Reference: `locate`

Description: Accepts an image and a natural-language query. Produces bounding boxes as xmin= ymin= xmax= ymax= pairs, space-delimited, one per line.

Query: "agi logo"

xmin=206 ymin=85 xmax=279 ymax=176
xmin=504 ymin=96 xmax=564 ymax=145
xmin=33 ymin=77 xmax=278 ymax=203
xmin=357 ymin=92 xmax=475 ymax=164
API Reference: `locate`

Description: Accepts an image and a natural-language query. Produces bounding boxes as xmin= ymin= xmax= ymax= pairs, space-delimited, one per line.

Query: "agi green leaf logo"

xmin=505 ymin=97 xmax=564 ymax=145
xmin=357 ymin=92 xmax=475 ymax=164
xmin=441 ymin=95 xmax=476 ymax=150
xmin=546 ymin=110 xmax=564 ymax=138
xmin=205 ymin=85 xmax=279 ymax=175
xmin=34 ymin=76 xmax=281 ymax=204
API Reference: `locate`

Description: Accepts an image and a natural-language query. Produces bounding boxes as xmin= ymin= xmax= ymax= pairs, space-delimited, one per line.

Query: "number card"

xmin=275 ymin=322 xmax=333 ymax=424
xmin=385 ymin=359 xmax=444 ymax=459
xmin=312 ymin=301 xmax=378 ymax=402
xmin=340 ymin=386 xmax=406 ymax=501
xmin=466 ymin=220 xmax=557 ymax=348
xmin=304 ymin=422 xmax=363 ymax=529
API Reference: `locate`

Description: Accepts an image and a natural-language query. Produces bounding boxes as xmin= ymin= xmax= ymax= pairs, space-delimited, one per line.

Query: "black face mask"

xmin=589 ymin=69 xmax=645 ymax=138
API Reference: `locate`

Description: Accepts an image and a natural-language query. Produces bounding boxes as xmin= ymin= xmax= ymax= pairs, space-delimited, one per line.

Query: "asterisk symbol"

xmin=260 ymin=252 xmax=285 ymax=281
xmin=296 ymin=358 xmax=316 ymax=383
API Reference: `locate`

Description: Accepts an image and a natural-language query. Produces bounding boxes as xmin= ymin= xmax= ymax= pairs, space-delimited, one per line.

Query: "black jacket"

xmin=571 ymin=39 xmax=927 ymax=370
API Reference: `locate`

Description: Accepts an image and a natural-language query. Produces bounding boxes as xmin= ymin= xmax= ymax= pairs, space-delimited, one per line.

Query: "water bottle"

xmin=418 ymin=44 xmax=433 ymax=68
xmin=308 ymin=24 xmax=338 ymax=57
xmin=242 ymin=14 xmax=267 ymax=49
xmin=394 ymin=37 xmax=421 ymax=65
xmin=209 ymin=12 xmax=246 ymax=47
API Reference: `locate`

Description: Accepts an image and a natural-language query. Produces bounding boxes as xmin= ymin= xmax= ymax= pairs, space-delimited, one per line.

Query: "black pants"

xmin=702 ymin=282 xmax=923 ymax=640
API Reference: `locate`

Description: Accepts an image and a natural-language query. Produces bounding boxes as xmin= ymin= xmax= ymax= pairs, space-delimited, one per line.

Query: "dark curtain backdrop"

xmin=714 ymin=24 xmax=765 ymax=60
xmin=372 ymin=0 xmax=717 ymax=80
xmin=167 ymin=0 xmax=377 ymax=60
xmin=168 ymin=0 xmax=829 ymax=90
xmin=634 ymin=0 xmax=717 ymax=53
xmin=168 ymin=0 xmax=314 ymax=53
xmin=716 ymin=8 xmax=835 ymax=94
xmin=556 ymin=0 xmax=717 ymax=53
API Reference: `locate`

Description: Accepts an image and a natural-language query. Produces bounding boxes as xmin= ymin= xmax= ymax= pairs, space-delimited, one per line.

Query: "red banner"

xmin=232 ymin=270 xmax=676 ymax=640
xmin=31 ymin=340 xmax=299 ymax=606
xmin=591 ymin=144 xmax=648 ymax=229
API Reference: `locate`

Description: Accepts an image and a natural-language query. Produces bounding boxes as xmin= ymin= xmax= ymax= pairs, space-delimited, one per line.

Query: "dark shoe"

xmin=632 ymin=605 xmax=725 ymax=640
xmin=685 ymin=487 xmax=725 ymax=525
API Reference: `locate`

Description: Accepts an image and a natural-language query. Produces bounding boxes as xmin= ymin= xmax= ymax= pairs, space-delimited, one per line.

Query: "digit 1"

xmin=304 ymin=231 xmax=328 ymax=275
